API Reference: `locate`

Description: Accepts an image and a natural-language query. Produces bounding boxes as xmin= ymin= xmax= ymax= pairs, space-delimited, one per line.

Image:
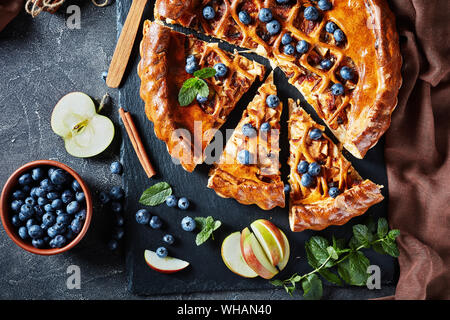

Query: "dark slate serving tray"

xmin=118 ymin=0 xmax=397 ymax=295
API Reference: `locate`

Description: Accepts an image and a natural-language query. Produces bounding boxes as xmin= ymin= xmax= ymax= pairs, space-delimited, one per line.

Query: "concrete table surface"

xmin=0 ymin=2 xmax=395 ymax=300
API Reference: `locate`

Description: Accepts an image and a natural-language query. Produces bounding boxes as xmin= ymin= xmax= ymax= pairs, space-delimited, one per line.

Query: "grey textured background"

xmin=0 ymin=1 xmax=395 ymax=300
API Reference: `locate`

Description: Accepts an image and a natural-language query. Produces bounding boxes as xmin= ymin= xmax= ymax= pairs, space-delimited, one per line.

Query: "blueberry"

xmin=12 ymin=190 xmax=25 ymax=200
xmin=70 ymin=219 xmax=83 ymax=234
xmin=35 ymin=187 xmax=46 ymax=198
xmin=37 ymin=197 xmax=48 ymax=206
xmin=135 ymin=209 xmax=151 ymax=225
xmin=165 ymin=195 xmax=177 ymax=208
xmin=276 ymin=0 xmax=290 ymax=4
xmin=333 ymin=29 xmax=345 ymax=42
xmin=28 ymin=225 xmax=44 ymax=239
xmin=110 ymin=186 xmax=124 ymax=201
xmin=42 ymin=213 xmax=56 ymax=228
xmin=113 ymin=227 xmax=124 ymax=241
xmin=47 ymin=226 xmax=57 ymax=238
xmin=186 ymin=55 xmax=196 ymax=64
xmin=26 ymin=218 xmax=37 ymax=229
xmin=185 ymin=61 xmax=199 ymax=74
xmin=114 ymin=213 xmax=124 ymax=227
xmin=75 ymin=209 xmax=87 ymax=221
xmin=31 ymin=168 xmax=44 ymax=181
xmin=284 ymin=184 xmax=291 ymax=193
xmin=266 ymin=95 xmax=280 ymax=108
xmin=340 ymin=66 xmax=354 ymax=80
xmin=202 ymin=5 xmax=215 ymax=20
xmin=281 ymin=34 xmax=292 ymax=46
xmin=30 ymin=187 xmax=39 ymax=199
xmin=20 ymin=204 xmax=34 ymax=219
xmin=214 ymin=63 xmax=228 ymax=78
xmin=329 ymin=187 xmax=340 ymax=198
xmin=34 ymin=205 xmax=45 ymax=217
xmin=178 ymin=197 xmax=190 ymax=210
xmin=24 ymin=197 xmax=36 ymax=207
xmin=49 ymin=235 xmax=66 ymax=248
xmin=181 ymin=216 xmax=196 ymax=232
xmin=72 ymin=180 xmax=81 ymax=192
xmin=48 ymin=167 xmax=56 ymax=177
xmin=318 ymin=0 xmax=332 ymax=11
xmin=47 ymin=192 xmax=60 ymax=201
xmin=296 ymin=40 xmax=309 ymax=54
xmin=101 ymin=71 xmax=108 ymax=82
xmin=196 ymin=94 xmax=208 ymax=104
xmin=320 ymin=59 xmax=333 ymax=70
xmin=75 ymin=192 xmax=85 ymax=202
xmin=237 ymin=149 xmax=252 ymax=165
xmin=65 ymin=229 xmax=75 ymax=241
xmin=98 ymin=191 xmax=111 ymax=204
xmin=238 ymin=11 xmax=251 ymax=25
xmin=32 ymin=239 xmax=46 ymax=249
xmin=304 ymin=6 xmax=319 ymax=21
xmin=110 ymin=161 xmax=123 ymax=175
xmin=308 ymin=162 xmax=322 ymax=176
xmin=50 ymin=169 xmax=68 ymax=185
xmin=18 ymin=173 xmax=32 ymax=186
xmin=22 ymin=185 xmax=31 ymax=193
xmin=111 ymin=202 xmax=122 ymax=213
xmin=55 ymin=210 xmax=65 ymax=216
xmin=149 ymin=215 xmax=162 ymax=229
xmin=331 ymin=83 xmax=345 ymax=96
xmin=284 ymin=43 xmax=295 ymax=55
xmin=325 ymin=21 xmax=337 ymax=33
xmin=297 ymin=160 xmax=309 ymax=174
xmin=66 ymin=201 xmax=80 ymax=214
xmin=309 ymin=128 xmax=323 ymax=140
xmin=260 ymin=122 xmax=271 ymax=132
xmin=163 ymin=234 xmax=175 ymax=245
xmin=301 ymin=173 xmax=314 ymax=187
xmin=11 ymin=215 xmax=22 ymax=227
xmin=40 ymin=179 xmax=55 ymax=192
xmin=60 ymin=190 xmax=72 ymax=204
xmin=53 ymin=222 xmax=66 ymax=234
xmin=108 ymin=239 xmax=119 ymax=251
xmin=18 ymin=226 xmax=29 ymax=240
xmin=156 ymin=247 xmax=168 ymax=258
xmin=266 ymin=20 xmax=281 ymax=35
xmin=56 ymin=214 xmax=72 ymax=226
xmin=11 ymin=200 xmax=23 ymax=213
xmin=258 ymin=8 xmax=272 ymax=23
xmin=242 ymin=123 xmax=257 ymax=137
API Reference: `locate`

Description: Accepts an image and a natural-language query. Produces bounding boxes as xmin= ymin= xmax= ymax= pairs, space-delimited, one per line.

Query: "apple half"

xmin=221 ymin=231 xmax=258 ymax=278
xmin=144 ymin=250 xmax=190 ymax=274
xmin=51 ymin=92 xmax=115 ymax=158
xmin=250 ymin=219 xmax=286 ymax=267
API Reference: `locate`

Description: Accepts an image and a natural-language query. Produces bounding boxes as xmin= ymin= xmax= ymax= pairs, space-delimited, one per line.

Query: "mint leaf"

xmin=377 ymin=218 xmax=389 ymax=238
xmin=327 ymin=246 xmax=339 ymax=260
xmin=178 ymin=78 xmax=200 ymax=106
xmin=364 ymin=216 xmax=377 ymax=234
xmin=139 ymin=182 xmax=172 ymax=206
xmin=337 ymin=251 xmax=370 ymax=286
xmin=194 ymin=217 xmax=208 ymax=229
xmin=388 ymin=229 xmax=400 ymax=241
xmin=194 ymin=67 xmax=216 ymax=79
xmin=301 ymin=274 xmax=323 ymax=300
xmin=305 ymin=236 xmax=333 ymax=268
xmin=195 ymin=79 xmax=209 ymax=98
xmin=381 ymin=239 xmax=400 ymax=257
xmin=213 ymin=220 xmax=222 ymax=231
xmin=352 ymin=224 xmax=372 ymax=248
xmin=194 ymin=216 xmax=222 ymax=246
xmin=270 ymin=279 xmax=284 ymax=287
xmin=196 ymin=228 xmax=213 ymax=246
xmin=318 ymin=269 xmax=342 ymax=286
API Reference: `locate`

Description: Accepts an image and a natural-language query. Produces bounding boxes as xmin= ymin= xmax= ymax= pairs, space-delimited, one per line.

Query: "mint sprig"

xmin=270 ymin=217 xmax=400 ymax=300
xmin=194 ymin=216 xmax=222 ymax=246
xmin=178 ymin=67 xmax=216 ymax=106
xmin=139 ymin=182 xmax=172 ymax=206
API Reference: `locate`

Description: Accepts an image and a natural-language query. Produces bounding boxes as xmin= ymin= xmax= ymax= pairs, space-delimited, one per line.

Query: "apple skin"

xmin=240 ymin=228 xmax=279 ymax=279
xmin=250 ymin=219 xmax=286 ymax=267
xmin=277 ymin=230 xmax=290 ymax=271
xmin=221 ymin=231 xmax=258 ymax=278
xmin=144 ymin=250 xmax=189 ymax=274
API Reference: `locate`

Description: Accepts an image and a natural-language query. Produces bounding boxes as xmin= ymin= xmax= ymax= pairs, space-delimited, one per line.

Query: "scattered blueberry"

xmin=165 ymin=195 xmax=177 ymax=208
xmin=50 ymin=169 xmax=68 ymax=185
xmin=149 ymin=215 xmax=163 ymax=229
xmin=186 ymin=55 xmax=196 ymax=64
xmin=296 ymin=40 xmax=309 ymax=54
xmin=181 ymin=216 xmax=196 ymax=232
xmin=284 ymin=184 xmax=291 ymax=193
xmin=308 ymin=162 xmax=322 ymax=176
xmin=185 ymin=61 xmax=199 ymax=74
xmin=266 ymin=95 xmax=280 ymax=108
xmin=309 ymin=128 xmax=323 ymax=140
xmin=114 ymin=213 xmax=124 ymax=227
xmin=113 ymin=227 xmax=124 ymax=241
xmin=178 ymin=197 xmax=190 ymax=210
xmin=196 ymin=94 xmax=208 ymax=104
xmin=242 ymin=123 xmax=257 ymax=137
xmin=99 ymin=191 xmax=111 ymax=204
xmin=111 ymin=202 xmax=122 ymax=213
xmin=331 ymin=83 xmax=345 ymax=96
xmin=304 ymin=6 xmax=319 ymax=21
xmin=329 ymin=187 xmax=340 ymax=198
xmin=66 ymin=201 xmax=80 ymax=214
xmin=297 ymin=160 xmax=309 ymax=174
xmin=163 ymin=234 xmax=175 ymax=245
xmin=108 ymin=239 xmax=119 ymax=251
xmin=301 ymin=173 xmax=314 ymax=187
xmin=260 ymin=122 xmax=271 ymax=132
xmin=320 ymin=59 xmax=333 ymax=70
xmin=101 ymin=71 xmax=108 ymax=82
xmin=325 ymin=21 xmax=337 ymax=33
xmin=135 ymin=209 xmax=151 ymax=225
xmin=156 ymin=247 xmax=168 ymax=258
xmin=110 ymin=186 xmax=124 ymax=200
xmin=284 ymin=43 xmax=295 ymax=55
xmin=237 ymin=149 xmax=252 ymax=165
xmin=202 ymin=5 xmax=215 ymax=20
xmin=318 ymin=0 xmax=332 ymax=11
xmin=333 ymin=29 xmax=345 ymax=42
xmin=18 ymin=173 xmax=32 ymax=186
xmin=238 ymin=11 xmax=251 ymax=25
xmin=266 ymin=20 xmax=281 ymax=35
xmin=340 ymin=66 xmax=354 ymax=80
xmin=258 ymin=8 xmax=272 ymax=22
xmin=214 ymin=63 xmax=228 ymax=78
xmin=282 ymin=33 xmax=292 ymax=45
xmin=110 ymin=161 xmax=123 ymax=175
xmin=31 ymin=168 xmax=44 ymax=181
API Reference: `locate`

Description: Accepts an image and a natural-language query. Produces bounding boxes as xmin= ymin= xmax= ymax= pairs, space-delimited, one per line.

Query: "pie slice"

xmin=154 ymin=0 xmax=402 ymax=159
xmin=207 ymin=73 xmax=285 ymax=210
xmin=288 ymin=99 xmax=384 ymax=231
xmin=138 ymin=21 xmax=265 ymax=172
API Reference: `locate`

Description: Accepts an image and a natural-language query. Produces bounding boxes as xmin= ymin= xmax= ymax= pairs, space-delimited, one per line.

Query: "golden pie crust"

xmin=208 ymin=73 xmax=285 ymax=210
xmin=155 ymin=0 xmax=402 ymax=159
xmin=288 ymin=99 xmax=384 ymax=231
xmin=138 ymin=21 xmax=265 ymax=172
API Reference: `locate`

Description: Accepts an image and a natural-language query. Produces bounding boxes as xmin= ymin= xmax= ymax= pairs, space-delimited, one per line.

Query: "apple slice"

xmin=51 ymin=92 xmax=115 ymax=158
xmin=250 ymin=219 xmax=286 ymax=267
xmin=144 ymin=249 xmax=190 ymax=274
xmin=277 ymin=230 xmax=290 ymax=271
xmin=240 ymin=227 xmax=279 ymax=279
xmin=221 ymin=231 xmax=258 ymax=278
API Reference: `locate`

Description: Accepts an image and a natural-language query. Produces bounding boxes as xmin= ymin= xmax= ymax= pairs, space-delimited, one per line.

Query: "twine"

xmin=25 ymin=0 xmax=112 ymax=18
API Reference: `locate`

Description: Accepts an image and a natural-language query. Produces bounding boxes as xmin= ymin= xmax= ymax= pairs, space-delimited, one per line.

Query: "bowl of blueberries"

xmin=0 ymin=160 xmax=92 ymax=255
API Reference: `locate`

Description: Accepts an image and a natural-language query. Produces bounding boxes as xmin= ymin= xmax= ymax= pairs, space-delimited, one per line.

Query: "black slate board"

xmin=118 ymin=0 xmax=397 ymax=296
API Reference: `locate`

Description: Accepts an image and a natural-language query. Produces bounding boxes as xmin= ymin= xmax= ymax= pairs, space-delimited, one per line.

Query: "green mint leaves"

xmin=139 ymin=182 xmax=172 ymax=206
xmin=178 ymin=67 xmax=216 ymax=106
xmin=271 ymin=217 xmax=400 ymax=300
xmin=194 ymin=216 xmax=222 ymax=246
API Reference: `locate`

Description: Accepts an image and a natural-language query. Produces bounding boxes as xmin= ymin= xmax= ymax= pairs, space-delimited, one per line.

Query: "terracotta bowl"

xmin=0 ymin=160 xmax=92 ymax=255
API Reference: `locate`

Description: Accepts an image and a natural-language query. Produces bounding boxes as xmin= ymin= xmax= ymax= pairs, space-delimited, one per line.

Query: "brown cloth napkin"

xmin=0 ymin=0 xmax=23 ymax=32
xmin=385 ymin=0 xmax=450 ymax=299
